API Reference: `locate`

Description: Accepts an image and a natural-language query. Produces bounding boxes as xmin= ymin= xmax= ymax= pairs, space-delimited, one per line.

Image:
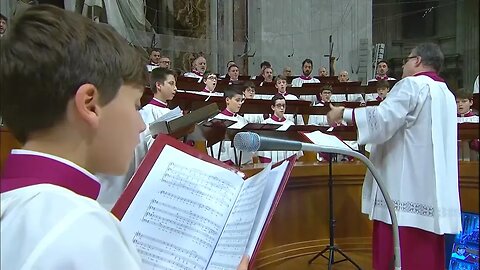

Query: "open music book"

xmin=111 ymin=134 xmax=295 ymax=270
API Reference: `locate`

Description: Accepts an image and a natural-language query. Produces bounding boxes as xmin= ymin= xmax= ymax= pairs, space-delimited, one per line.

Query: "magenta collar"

xmin=271 ymin=114 xmax=286 ymax=122
xmin=1 ymin=151 xmax=100 ymax=200
xmin=300 ymin=75 xmax=312 ymax=80
xmin=414 ymin=71 xmax=445 ymax=82
xmin=192 ymin=70 xmax=204 ymax=77
xmin=221 ymin=108 xmax=236 ymax=117
xmin=458 ymin=110 xmax=475 ymax=117
xmin=149 ymin=98 xmax=168 ymax=108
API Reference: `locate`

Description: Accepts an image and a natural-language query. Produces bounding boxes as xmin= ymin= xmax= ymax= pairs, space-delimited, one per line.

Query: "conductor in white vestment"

xmin=327 ymin=42 xmax=462 ymax=270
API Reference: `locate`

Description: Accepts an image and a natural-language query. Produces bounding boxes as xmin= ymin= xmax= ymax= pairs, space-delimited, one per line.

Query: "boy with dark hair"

xmin=275 ymin=75 xmax=298 ymax=100
xmin=0 ymin=5 xmax=249 ymax=270
xmin=309 ymin=85 xmax=338 ymax=126
xmin=0 ymin=5 xmax=147 ymax=269
xmin=202 ymin=72 xmax=218 ymax=93
xmin=258 ymin=94 xmax=303 ymax=163
xmin=242 ymin=81 xmax=264 ymax=123
xmin=274 ymin=75 xmax=305 ymax=124
xmin=366 ymin=79 xmax=391 ymax=102
xmin=455 ymin=88 xmax=478 ymax=119
xmin=243 ymin=81 xmax=256 ymax=99
xmin=210 ymin=85 xmax=252 ymax=165
xmin=455 ymin=88 xmax=479 ymax=157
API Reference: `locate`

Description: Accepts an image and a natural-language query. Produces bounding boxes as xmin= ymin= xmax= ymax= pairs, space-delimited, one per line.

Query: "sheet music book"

xmin=111 ymin=134 xmax=295 ymax=270
xmin=149 ymin=104 xmax=219 ymax=139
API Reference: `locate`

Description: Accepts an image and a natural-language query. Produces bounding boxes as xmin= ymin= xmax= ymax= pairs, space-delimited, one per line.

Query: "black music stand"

xmin=308 ymin=153 xmax=362 ymax=269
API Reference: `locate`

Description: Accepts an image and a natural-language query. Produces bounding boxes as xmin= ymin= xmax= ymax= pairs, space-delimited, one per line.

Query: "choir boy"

xmin=456 ymin=88 xmax=479 ymax=121
xmin=275 ymin=75 xmax=304 ymax=124
xmin=242 ymin=82 xmax=265 ymax=124
xmin=202 ymin=72 xmax=218 ymax=93
xmin=365 ymin=79 xmax=390 ymax=102
xmin=257 ymin=94 xmax=303 ymax=163
xmin=455 ymin=88 xmax=479 ymax=157
xmin=308 ymin=85 xmax=333 ymax=126
xmin=210 ymin=86 xmax=252 ymax=165
xmin=0 ymin=5 xmax=249 ymax=269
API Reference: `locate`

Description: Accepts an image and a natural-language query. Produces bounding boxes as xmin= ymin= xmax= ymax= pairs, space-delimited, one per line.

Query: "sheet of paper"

xmin=121 ymin=145 xmax=244 ymax=270
xmin=303 ymin=130 xmax=354 ymax=152
xmin=276 ymin=122 xmax=293 ymax=131
xmin=157 ymin=106 xmax=183 ymax=122
xmin=206 ymin=164 xmax=273 ymax=270
xmin=244 ymin=160 xmax=289 ymax=256
xmin=185 ymin=90 xmax=224 ymax=97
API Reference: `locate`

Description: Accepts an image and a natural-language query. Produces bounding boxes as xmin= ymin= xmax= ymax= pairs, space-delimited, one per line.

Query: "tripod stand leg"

xmin=308 ymin=154 xmax=362 ymax=269
xmin=308 ymin=246 xmax=329 ymax=264
xmin=335 ymin=248 xmax=362 ymax=269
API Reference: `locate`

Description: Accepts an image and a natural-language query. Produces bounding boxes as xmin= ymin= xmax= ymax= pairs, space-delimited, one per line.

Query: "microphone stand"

xmin=308 ymin=153 xmax=362 ymax=269
xmin=301 ymin=143 xmax=401 ymax=270
xmin=232 ymin=132 xmax=401 ymax=269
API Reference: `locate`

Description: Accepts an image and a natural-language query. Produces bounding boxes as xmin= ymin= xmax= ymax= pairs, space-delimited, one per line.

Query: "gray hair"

xmin=412 ymin=43 xmax=444 ymax=73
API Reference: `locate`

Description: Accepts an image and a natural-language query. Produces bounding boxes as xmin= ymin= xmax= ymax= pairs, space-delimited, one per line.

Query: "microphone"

xmin=233 ymin=131 xmax=401 ymax=269
xmin=233 ymin=132 xmax=349 ymax=155
xmin=233 ymin=132 xmax=302 ymax=152
xmin=233 ymin=132 xmax=401 ymax=270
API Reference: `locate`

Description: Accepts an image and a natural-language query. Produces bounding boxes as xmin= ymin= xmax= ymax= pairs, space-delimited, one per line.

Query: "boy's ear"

xmin=271 ymin=105 xmax=275 ymax=111
xmin=155 ymin=81 xmax=163 ymax=92
xmin=74 ymin=83 xmax=101 ymax=128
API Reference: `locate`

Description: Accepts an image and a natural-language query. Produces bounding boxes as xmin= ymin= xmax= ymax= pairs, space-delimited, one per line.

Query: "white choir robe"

xmin=96 ymin=99 xmax=171 ymax=210
xmin=457 ymin=115 xmax=479 ymax=123
xmin=146 ymin=64 xmax=160 ymax=72
xmin=209 ymin=113 xmax=253 ymax=165
xmin=367 ymin=77 xmax=397 ymax=83
xmin=243 ymin=113 xmax=265 ymax=123
xmin=457 ymin=113 xmax=479 ymax=161
xmin=1 ymin=150 xmax=142 ymax=270
xmin=282 ymin=94 xmax=305 ymax=125
xmin=256 ymin=117 xmax=303 ymax=162
xmin=344 ymin=74 xmax=462 ymax=235
xmin=365 ymin=93 xmax=380 ymax=102
xmin=291 ymin=76 xmax=320 ymax=103
xmin=307 ymin=103 xmax=329 ymax=126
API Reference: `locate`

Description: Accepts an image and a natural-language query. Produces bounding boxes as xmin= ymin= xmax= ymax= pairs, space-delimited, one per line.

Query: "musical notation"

xmin=133 ymin=232 xmax=207 ymax=270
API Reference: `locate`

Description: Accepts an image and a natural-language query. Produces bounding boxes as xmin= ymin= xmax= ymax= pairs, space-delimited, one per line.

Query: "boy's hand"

xmin=327 ymin=103 xmax=345 ymax=126
xmin=237 ymin=255 xmax=249 ymax=270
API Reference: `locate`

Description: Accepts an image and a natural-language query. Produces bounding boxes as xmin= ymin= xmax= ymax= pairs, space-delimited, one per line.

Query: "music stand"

xmin=308 ymin=152 xmax=361 ymax=269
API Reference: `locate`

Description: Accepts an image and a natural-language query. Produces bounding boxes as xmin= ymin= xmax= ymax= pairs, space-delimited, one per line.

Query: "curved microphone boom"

xmin=233 ymin=132 xmax=302 ymax=152
xmin=233 ymin=131 xmax=402 ymax=270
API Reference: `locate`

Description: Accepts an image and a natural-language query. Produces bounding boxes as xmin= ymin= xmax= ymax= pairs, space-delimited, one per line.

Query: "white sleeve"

xmin=20 ymin=209 xmax=143 ymax=270
xmin=352 ymin=78 xmax=424 ymax=145
xmin=291 ymin=78 xmax=302 ymax=87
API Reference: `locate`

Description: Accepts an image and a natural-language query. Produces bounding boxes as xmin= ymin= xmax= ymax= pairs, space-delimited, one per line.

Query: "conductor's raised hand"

xmin=237 ymin=255 xmax=249 ymax=270
xmin=326 ymin=103 xmax=345 ymax=126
